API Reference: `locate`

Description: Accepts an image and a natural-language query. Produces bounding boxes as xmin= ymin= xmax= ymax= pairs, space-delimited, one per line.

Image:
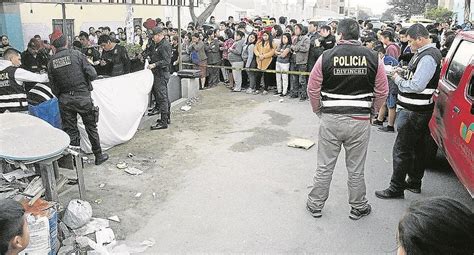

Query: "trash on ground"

xmin=2 ymin=168 xmax=36 ymax=182
xmin=135 ymin=193 xmax=142 ymax=198
xmin=152 ymin=192 xmax=156 ymax=199
xmin=23 ymin=176 xmax=42 ymax=196
xmin=57 ymin=245 xmax=74 ymax=255
xmin=59 ymin=221 xmax=71 ymax=238
xmin=181 ymin=105 xmax=191 ymax=111
xmin=108 ymin=238 xmax=156 ymax=254
xmin=287 ymin=138 xmax=315 ymax=150
xmin=279 ymin=99 xmax=284 ymax=103
xmin=94 ymin=199 xmax=102 ymax=204
xmin=99 ymin=183 xmax=106 ymax=188
xmin=95 ymin=227 xmax=116 ymax=246
xmin=116 ymin=162 xmax=128 ymax=169
xmin=73 ymin=218 xmax=110 ymax=236
xmin=125 ymin=167 xmax=143 ymax=176
xmin=62 ymin=199 xmax=93 ymax=229
xmin=108 ymin=215 xmax=120 ymax=223
xmin=62 ymin=236 xmax=75 ymax=246
xmin=128 ymin=153 xmax=135 ymax=158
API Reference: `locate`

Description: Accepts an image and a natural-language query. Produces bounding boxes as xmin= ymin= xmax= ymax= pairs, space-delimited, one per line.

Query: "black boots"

xmin=151 ymin=113 xmax=170 ymax=130
xmin=94 ymin=153 xmax=109 ymax=165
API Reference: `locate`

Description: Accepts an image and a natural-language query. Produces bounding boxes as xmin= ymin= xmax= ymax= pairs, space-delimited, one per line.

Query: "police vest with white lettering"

xmin=321 ymin=44 xmax=379 ymax=114
xmin=47 ymin=48 xmax=91 ymax=95
xmin=0 ymin=66 xmax=28 ymax=113
xmin=397 ymin=47 xmax=442 ymax=112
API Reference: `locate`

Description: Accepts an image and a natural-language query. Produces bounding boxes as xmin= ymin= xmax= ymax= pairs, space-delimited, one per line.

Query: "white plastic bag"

xmin=62 ymin=199 xmax=93 ymax=229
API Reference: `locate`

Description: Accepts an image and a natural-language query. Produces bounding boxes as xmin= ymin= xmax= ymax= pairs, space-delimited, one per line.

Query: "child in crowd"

xmin=372 ymin=44 xmax=399 ymax=133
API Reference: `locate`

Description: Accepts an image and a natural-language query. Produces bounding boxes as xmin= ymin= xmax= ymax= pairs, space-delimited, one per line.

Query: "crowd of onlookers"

xmin=0 ymin=16 xmax=471 ymax=118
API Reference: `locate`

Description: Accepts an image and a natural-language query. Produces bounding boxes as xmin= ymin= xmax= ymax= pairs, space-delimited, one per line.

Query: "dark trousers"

xmin=152 ymin=72 xmax=170 ymax=120
xmin=207 ymin=62 xmax=221 ymax=87
xmin=254 ymin=70 xmax=273 ymax=91
xmin=289 ymin=64 xmax=307 ymax=99
xmin=59 ymin=94 xmax=102 ymax=155
xmin=242 ymin=70 xmax=249 ymax=89
xmin=389 ymin=109 xmax=434 ymax=191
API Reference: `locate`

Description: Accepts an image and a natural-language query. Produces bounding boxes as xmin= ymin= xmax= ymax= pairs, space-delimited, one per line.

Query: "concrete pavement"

xmin=123 ymin=86 xmax=473 ymax=253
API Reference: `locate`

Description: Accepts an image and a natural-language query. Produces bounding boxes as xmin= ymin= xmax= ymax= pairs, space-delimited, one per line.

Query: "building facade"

xmin=438 ymin=0 xmax=473 ymax=24
xmin=0 ymin=2 xmax=165 ymax=51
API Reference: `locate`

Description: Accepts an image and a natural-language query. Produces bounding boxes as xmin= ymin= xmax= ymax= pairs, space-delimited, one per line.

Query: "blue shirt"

xmin=384 ymin=55 xmax=399 ymax=66
xmin=394 ymin=43 xmax=438 ymax=93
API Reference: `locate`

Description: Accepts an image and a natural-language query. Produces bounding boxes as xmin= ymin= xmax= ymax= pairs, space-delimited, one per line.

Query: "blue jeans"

xmin=389 ymin=109 xmax=433 ymax=191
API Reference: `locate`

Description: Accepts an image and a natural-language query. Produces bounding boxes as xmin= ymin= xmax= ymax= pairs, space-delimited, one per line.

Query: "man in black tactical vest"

xmin=47 ymin=29 xmax=109 ymax=165
xmin=375 ymin=24 xmax=442 ymax=199
xmin=0 ymin=48 xmax=49 ymax=113
xmin=148 ymin=27 xmax=172 ymax=130
xmin=98 ymin=34 xmax=131 ymax=77
xmin=306 ymin=19 xmax=389 ymax=220
xmin=78 ymin=32 xmax=101 ymax=71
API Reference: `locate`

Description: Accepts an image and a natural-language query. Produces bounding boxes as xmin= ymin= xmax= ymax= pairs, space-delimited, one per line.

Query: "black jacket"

xmin=150 ymin=39 xmax=172 ymax=76
xmin=100 ymin=44 xmax=131 ymax=77
xmin=47 ymin=48 xmax=97 ymax=96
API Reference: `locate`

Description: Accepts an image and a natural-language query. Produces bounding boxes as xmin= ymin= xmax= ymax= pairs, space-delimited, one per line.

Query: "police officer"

xmin=47 ymin=30 xmax=108 ymax=165
xmin=0 ymin=48 xmax=49 ymax=113
xmin=306 ymin=19 xmax=388 ymax=220
xmin=97 ymin=34 xmax=130 ymax=77
xmin=148 ymin=27 xmax=172 ymax=130
xmin=307 ymin=21 xmax=323 ymax=73
xmin=375 ymin=24 xmax=442 ymax=199
xmin=78 ymin=31 xmax=100 ymax=70
xmin=21 ymin=38 xmax=49 ymax=91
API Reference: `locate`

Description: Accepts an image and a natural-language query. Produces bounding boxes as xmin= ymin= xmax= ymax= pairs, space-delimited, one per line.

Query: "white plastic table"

xmin=0 ymin=113 xmax=71 ymax=201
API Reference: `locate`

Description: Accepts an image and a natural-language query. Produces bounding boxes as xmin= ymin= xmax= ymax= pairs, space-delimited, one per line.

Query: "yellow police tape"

xmin=182 ymin=63 xmax=311 ymax=76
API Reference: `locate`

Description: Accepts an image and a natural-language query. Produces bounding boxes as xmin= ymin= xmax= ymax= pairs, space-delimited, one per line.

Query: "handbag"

xmin=190 ymin=51 xmax=200 ymax=65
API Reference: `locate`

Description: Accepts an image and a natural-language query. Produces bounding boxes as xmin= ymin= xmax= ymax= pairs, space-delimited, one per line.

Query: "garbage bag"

xmin=62 ymin=199 xmax=92 ymax=230
xmin=28 ymin=98 xmax=61 ymax=129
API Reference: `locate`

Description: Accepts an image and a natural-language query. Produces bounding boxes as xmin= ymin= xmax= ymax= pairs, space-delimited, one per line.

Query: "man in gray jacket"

xmin=205 ymin=30 xmax=222 ymax=87
xmin=290 ymin=24 xmax=310 ymax=101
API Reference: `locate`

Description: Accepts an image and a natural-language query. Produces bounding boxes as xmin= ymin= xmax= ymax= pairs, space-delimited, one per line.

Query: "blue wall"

xmin=0 ymin=12 xmax=25 ymax=51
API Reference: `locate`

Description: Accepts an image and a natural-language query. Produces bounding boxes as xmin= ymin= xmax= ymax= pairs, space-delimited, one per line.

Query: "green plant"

xmin=425 ymin=7 xmax=454 ymax=22
xmin=119 ymin=41 xmax=143 ymax=59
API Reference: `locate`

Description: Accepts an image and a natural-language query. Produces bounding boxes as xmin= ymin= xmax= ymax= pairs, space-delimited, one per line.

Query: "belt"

xmin=63 ymin=91 xmax=90 ymax=96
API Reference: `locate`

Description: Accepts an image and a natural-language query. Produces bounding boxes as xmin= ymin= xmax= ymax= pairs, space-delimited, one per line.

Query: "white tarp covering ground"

xmin=78 ymin=70 xmax=154 ymax=153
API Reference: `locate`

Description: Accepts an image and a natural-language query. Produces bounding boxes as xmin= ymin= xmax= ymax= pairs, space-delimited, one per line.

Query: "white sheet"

xmin=78 ymin=70 xmax=154 ymax=153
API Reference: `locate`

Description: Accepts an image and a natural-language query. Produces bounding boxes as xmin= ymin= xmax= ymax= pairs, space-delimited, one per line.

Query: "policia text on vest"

xmin=333 ymin=56 xmax=368 ymax=76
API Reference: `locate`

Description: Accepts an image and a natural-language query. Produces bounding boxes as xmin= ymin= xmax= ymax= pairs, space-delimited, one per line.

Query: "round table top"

xmin=0 ymin=113 xmax=70 ymax=162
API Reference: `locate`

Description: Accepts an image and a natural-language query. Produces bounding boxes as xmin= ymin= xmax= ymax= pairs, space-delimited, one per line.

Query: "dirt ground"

xmin=60 ymin=85 xmax=266 ymax=240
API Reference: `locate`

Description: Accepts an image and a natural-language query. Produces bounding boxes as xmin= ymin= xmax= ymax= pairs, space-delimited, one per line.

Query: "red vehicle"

xmin=429 ymin=31 xmax=474 ymax=197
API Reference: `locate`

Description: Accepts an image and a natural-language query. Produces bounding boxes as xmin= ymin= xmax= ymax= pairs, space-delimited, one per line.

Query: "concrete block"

xmin=167 ymin=74 xmax=182 ymax=103
xmin=181 ymin=78 xmax=200 ymax=99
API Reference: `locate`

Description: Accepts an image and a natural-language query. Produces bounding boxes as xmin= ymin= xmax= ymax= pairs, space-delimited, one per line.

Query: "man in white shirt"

xmin=0 ymin=48 xmax=49 ymax=113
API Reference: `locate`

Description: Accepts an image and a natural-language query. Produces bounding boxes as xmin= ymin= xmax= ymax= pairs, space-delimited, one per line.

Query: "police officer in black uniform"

xmin=97 ymin=34 xmax=131 ymax=77
xmin=78 ymin=32 xmax=101 ymax=70
xmin=148 ymin=27 xmax=172 ymax=130
xmin=21 ymin=38 xmax=49 ymax=91
xmin=47 ymin=30 xmax=108 ymax=165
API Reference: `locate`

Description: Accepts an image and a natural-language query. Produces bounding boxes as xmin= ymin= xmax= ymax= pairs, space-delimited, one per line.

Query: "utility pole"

xmin=178 ymin=1 xmax=182 ymax=70
xmin=61 ymin=1 xmax=66 ymax=35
